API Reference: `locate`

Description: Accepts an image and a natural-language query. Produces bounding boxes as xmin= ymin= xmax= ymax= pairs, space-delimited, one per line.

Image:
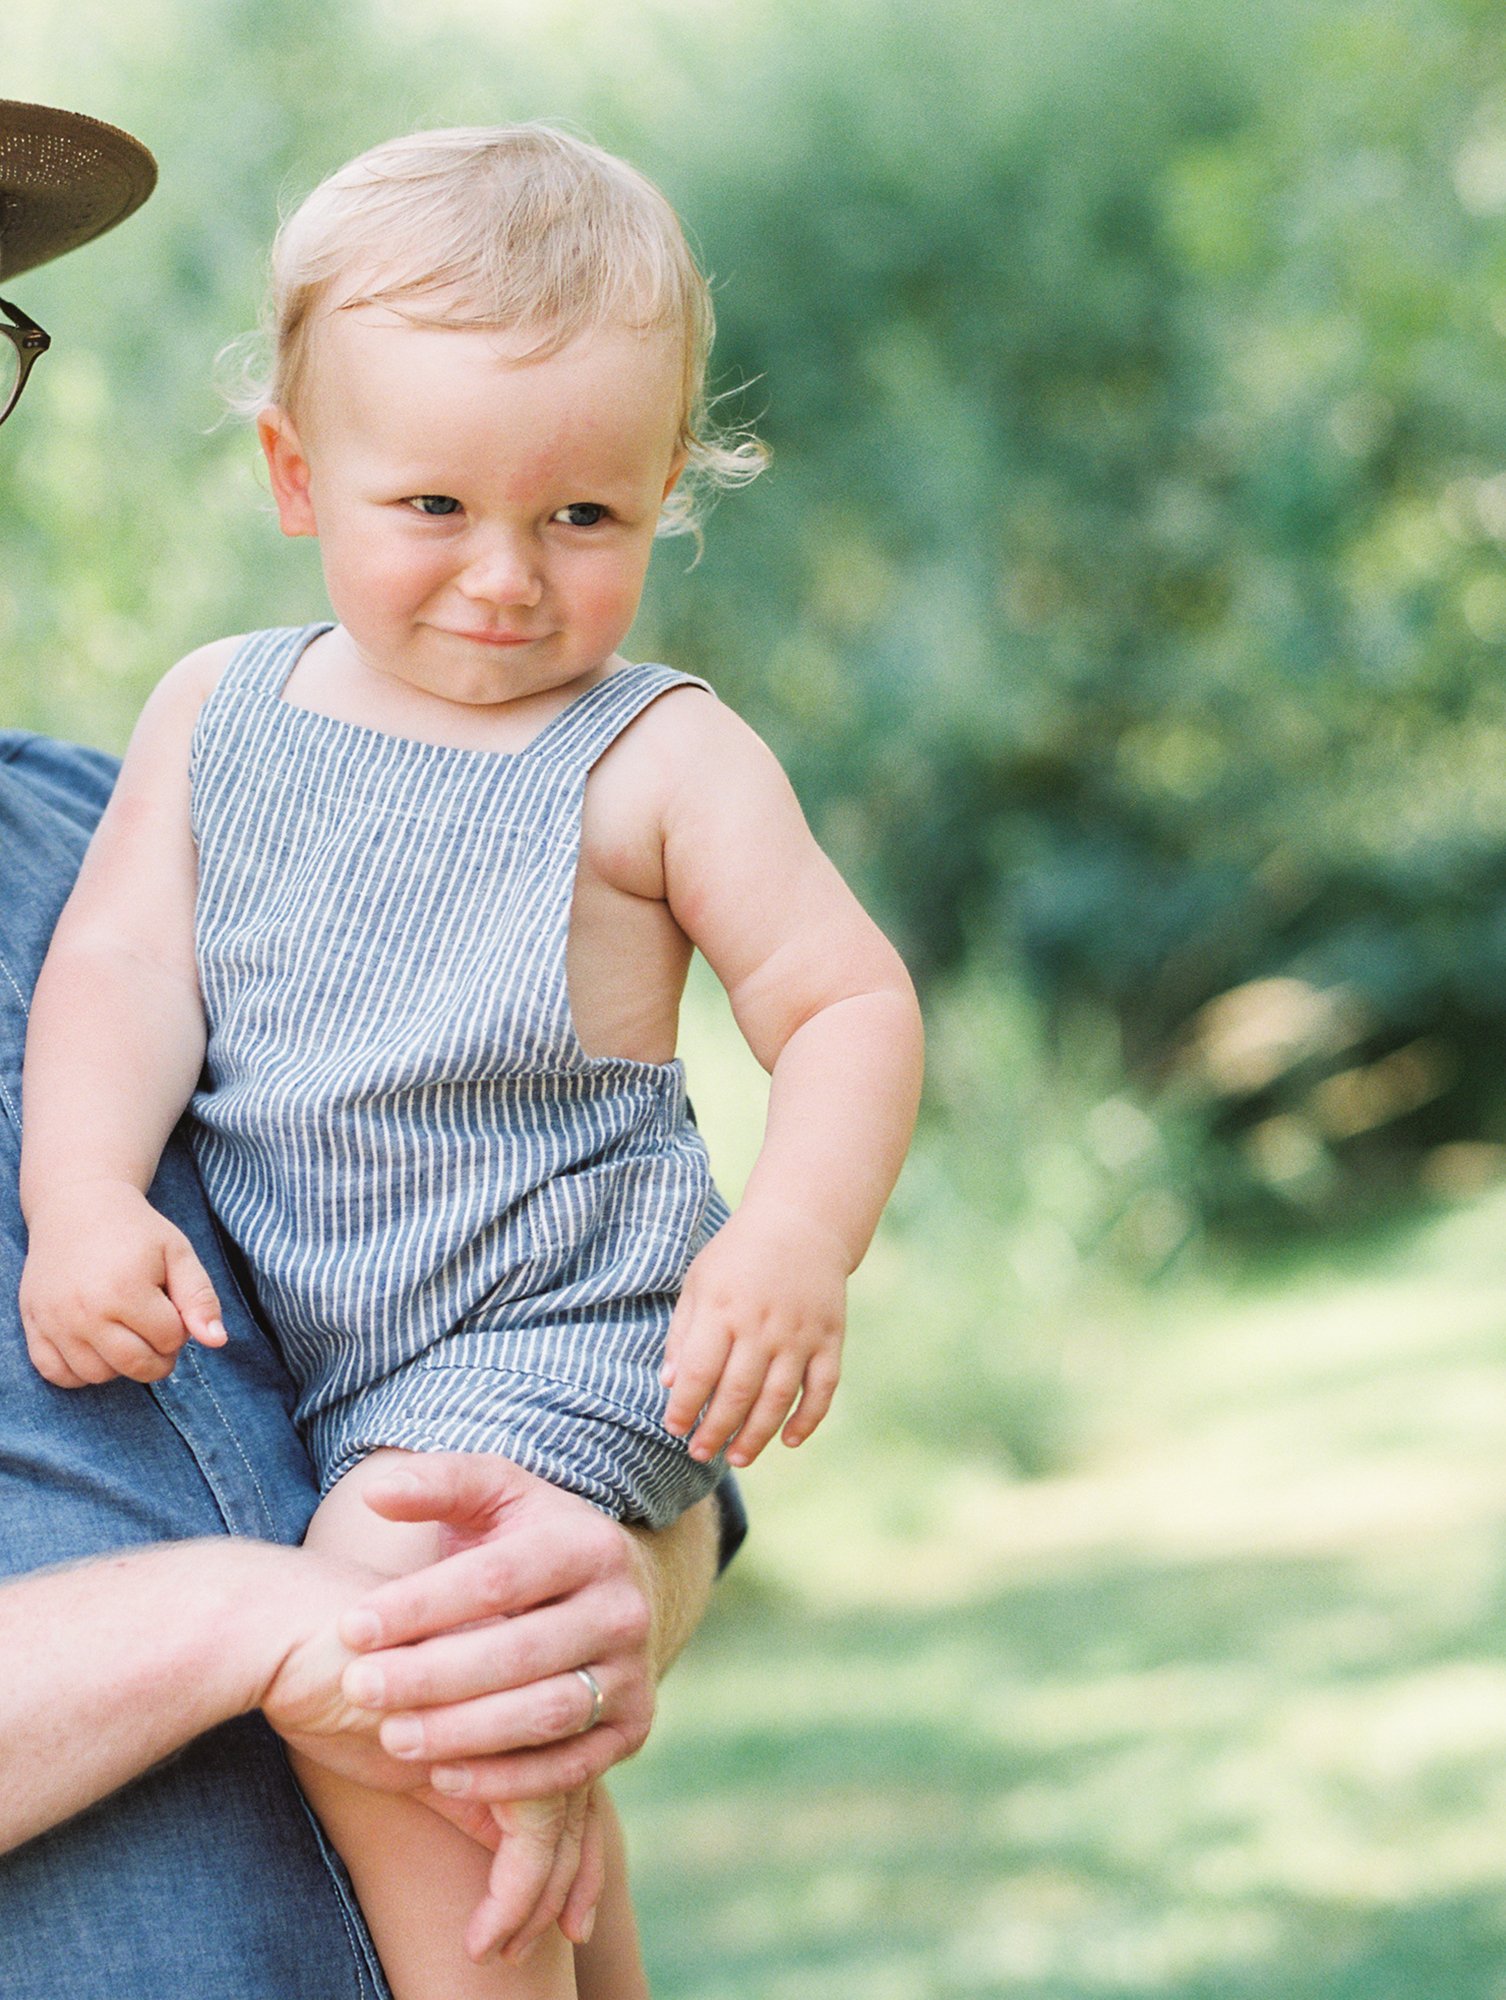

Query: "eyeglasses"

xmin=0 ymin=295 xmax=51 ymax=427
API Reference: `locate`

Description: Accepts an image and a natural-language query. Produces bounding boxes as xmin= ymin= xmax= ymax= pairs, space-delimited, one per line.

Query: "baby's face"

xmin=259 ymin=308 xmax=686 ymax=710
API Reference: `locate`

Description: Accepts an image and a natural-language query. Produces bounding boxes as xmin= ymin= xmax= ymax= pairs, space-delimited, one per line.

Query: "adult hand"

xmin=327 ymin=1453 xmax=665 ymax=1805
xmin=255 ymin=1551 xmax=607 ymax=1952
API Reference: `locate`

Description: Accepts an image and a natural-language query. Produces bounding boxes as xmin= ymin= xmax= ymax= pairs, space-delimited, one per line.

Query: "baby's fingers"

xmin=26 ymin=1333 xmax=90 ymax=1389
xmin=782 ymin=1347 xmax=843 ymax=1447
xmin=662 ymin=1317 xmax=731 ymax=1439
xmin=75 ymin=1320 xmax=180 ymax=1384
xmin=724 ymin=1356 xmax=807 ymax=1468
xmin=687 ymin=1343 xmax=771 ymax=1463
xmin=163 ymin=1235 xmax=226 ymax=1349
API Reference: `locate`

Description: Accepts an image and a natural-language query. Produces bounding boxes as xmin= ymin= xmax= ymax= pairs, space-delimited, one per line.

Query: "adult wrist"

xmin=178 ymin=1537 xmax=325 ymax=1720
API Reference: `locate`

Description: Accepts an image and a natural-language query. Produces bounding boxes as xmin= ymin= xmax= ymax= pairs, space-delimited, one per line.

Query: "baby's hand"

xmin=661 ymin=1204 xmax=846 ymax=1467
xmin=20 ymin=1178 xmax=227 ymax=1387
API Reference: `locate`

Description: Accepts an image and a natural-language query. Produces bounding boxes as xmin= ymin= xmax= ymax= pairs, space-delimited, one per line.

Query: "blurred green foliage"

xmin=10 ymin=0 xmax=1506 ymax=1251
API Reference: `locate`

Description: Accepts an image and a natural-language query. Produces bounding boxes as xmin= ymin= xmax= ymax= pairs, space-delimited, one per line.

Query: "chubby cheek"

xmin=322 ymin=531 xmax=448 ymax=631
xmin=573 ymin=551 xmax=655 ymax=647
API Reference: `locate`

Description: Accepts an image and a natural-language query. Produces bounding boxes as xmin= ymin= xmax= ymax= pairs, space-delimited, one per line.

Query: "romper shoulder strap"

xmin=193 ymin=624 xmax=332 ymax=754
xmin=534 ymin=662 xmax=715 ymax=774
xmin=207 ymin=623 xmax=334 ymax=706
xmin=189 ymin=624 xmax=331 ymax=824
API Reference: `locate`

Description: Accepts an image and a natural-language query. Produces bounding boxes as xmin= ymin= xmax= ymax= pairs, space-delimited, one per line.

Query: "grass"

xmin=617 ymin=1038 xmax=1506 ymax=1997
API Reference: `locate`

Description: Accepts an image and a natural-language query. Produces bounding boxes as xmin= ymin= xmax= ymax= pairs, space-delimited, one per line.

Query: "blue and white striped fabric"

xmin=188 ymin=624 xmax=729 ymax=1525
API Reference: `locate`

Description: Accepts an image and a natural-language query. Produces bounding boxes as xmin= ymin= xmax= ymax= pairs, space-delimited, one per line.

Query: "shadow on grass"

xmin=622 ymin=1540 xmax=1506 ymax=1999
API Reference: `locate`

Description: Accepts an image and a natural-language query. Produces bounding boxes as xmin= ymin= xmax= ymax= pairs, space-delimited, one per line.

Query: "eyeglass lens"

xmin=0 ymin=335 xmax=21 ymax=418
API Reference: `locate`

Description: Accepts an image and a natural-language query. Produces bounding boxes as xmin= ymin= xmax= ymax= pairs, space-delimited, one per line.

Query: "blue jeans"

xmin=0 ymin=734 xmax=389 ymax=1998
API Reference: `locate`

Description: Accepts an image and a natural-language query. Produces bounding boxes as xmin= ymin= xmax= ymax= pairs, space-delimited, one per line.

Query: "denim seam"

xmin=0 ymin=945 xmax=25 ymax=1127
xmin=285 ymin=1752 xmax=390 ymax=1997
xmin=157 ymin=1343 xmax=281 ymax=1537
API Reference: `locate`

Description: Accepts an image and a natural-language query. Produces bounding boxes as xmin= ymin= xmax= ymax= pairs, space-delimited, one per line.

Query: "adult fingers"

xmin=353 ymin=1451 xmax=528 ymax=1537
xmin=340 ymin=1512 xmax=636 ymax=1656
xmin=380 ymin=1667 xmax=625 ymax=1769
xmin=427 ymin=1736 xmax=623 ymax=1806
xmin=462 ymin=1794 xmax=575 ymax=1963
xmin=344 ymin=1582 xmax=649 ymax=1730
xmin=557 ymin=1790 xmax=606 ymax=1947
xmin=352 ymin=1650 xmax=607 ymax=1742
xmin=339 ymin=1531 xmax=605 ymax=1658
xmin=370 ymin=1665 xmax=607 ymax=1772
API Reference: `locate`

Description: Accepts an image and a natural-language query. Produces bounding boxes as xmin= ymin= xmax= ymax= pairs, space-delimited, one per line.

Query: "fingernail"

xmin=343 ymin=1661 xmax=384 ymax=1706
xmin=206 ymin=1319 xmax=227 ymax=1345
xmin=579 ymin=1909 xmax=596 ymax=1945
xmin=431 ymin=1765 xmax=470 ymax=1795
xmin=379 ymin=1470 xmax=424 ymax=1494
xmin=340 ymin=1609 xmax=382 ymax=1649
xmin=381 ymin=1717 xmax=424 ymax=1756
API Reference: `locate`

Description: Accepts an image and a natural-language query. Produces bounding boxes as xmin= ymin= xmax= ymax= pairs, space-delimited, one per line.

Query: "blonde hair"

xmin=233 ymin=124 xmax=766 ymax=536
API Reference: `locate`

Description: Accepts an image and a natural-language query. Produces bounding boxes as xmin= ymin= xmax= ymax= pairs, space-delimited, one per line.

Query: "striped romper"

xmin=188 ymin=624 xmax=730 ymax=1527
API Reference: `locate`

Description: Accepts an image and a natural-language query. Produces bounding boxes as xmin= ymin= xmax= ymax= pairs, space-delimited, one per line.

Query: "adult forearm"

xmin=0 ymin=1539 xmax=294 ymax=1850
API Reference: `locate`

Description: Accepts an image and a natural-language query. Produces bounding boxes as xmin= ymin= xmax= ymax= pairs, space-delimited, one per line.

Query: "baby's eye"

xmin=553 ymin=502 xmax=608 ymax=528
xmin=407 ymin=495 xmax=462 ymax=517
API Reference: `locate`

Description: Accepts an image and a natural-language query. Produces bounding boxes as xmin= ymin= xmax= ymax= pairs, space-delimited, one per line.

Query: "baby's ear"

xmin=258 ymin=405 xmax=318 ymax=538
xmin=661 ymin=447 xmax=688 ymax=502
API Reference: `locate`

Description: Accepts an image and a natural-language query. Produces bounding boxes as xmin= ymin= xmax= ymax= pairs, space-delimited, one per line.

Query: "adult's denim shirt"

xmin=0 ymin=732 xmax=388 ymax=2000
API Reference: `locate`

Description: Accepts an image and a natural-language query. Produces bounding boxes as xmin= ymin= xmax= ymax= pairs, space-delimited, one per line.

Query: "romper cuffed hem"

xmin=308 ymin=1360 xmax=724 ymax=1528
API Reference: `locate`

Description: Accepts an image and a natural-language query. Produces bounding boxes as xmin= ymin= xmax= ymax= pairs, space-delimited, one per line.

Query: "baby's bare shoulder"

xmin=131 ymin=635 xmax=245 ymax=747
xmin=110 ymin=637 xmax=247 ymax=803
xmin=582 ymin=682 xmax=781 ymax=896
xmin=157 ymin=633 xmax=244 ymax=703
xmin=606 ymin=680 xmax=786 ymax=795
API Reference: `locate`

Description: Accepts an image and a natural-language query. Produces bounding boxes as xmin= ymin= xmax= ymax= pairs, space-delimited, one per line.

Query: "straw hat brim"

xmin=0 ymin=99 xmax=156 ymax=281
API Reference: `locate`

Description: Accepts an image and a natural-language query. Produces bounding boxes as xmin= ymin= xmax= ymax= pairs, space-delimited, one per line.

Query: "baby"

xmin=18 ymin=126 xmax=923 ymax=1998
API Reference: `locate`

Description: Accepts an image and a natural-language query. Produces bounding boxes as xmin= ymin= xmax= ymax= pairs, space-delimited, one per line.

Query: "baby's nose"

xmin=458 ymin=534 xmax=543 ymax=607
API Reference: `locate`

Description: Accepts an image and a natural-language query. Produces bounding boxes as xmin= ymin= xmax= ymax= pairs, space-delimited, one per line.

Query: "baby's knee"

xmin=302 ymin=1447 xmax=440 ymax=1577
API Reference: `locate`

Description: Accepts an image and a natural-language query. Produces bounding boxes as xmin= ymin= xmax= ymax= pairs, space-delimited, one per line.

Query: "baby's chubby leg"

xmin=294 ymin=1449 xmax=586 ymax=2000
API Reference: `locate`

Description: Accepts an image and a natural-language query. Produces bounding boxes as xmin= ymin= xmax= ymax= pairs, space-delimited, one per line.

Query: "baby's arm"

xmin=646 ymin=695 xmax=925 ymax=1465
xmin=20 ymin=642 xmax=234 ymax=1385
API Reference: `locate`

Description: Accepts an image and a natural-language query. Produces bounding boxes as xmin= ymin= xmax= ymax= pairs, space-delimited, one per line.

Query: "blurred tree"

xmin=11 ymin=0 xmax=1506 ymax=1232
